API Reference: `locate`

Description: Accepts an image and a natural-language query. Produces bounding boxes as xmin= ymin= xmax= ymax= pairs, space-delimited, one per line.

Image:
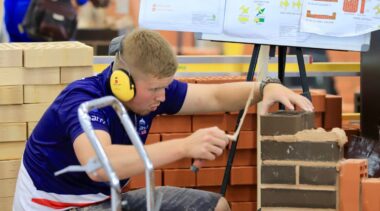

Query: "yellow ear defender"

xmin=110 ymin=69 xmax=135 ymax=102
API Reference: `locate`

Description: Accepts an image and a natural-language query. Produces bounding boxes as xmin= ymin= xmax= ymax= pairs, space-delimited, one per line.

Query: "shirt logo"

xmin=138 ymin=118 xmax=148 ymax=135
xmin=90 ymin=115 xmax=106 ymax=125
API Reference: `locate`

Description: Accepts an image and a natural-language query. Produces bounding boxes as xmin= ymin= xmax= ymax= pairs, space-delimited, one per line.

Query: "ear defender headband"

xmin=110 ymin=50 xmax=136 ymax=102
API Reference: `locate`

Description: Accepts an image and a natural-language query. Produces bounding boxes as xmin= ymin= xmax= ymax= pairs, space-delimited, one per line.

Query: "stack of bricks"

xmin=129 ymin=76 xmax=344 ymax=210
xmin=339 ymin=159 xmax=380 ymax=211
xmin=260 ymin=111 xmax=347 ymax=210
xmin=0 ymin=42 xmax=93 ymax=210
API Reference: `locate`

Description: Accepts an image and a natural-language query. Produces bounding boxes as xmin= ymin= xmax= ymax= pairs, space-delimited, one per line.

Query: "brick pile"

xmin=0 ymin=42 xmax=93 ymax=211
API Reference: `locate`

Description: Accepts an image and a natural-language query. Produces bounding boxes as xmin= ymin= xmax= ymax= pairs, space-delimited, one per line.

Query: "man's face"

xmin=125 ymin=72 xmax=173 ymax=115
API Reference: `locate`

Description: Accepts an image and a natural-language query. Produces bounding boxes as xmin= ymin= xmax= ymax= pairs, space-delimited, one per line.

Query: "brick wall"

xmin=260 ymin=111 xmax=347 ymax=210
xmin=0 ymin=42 xmax=94 ymax=210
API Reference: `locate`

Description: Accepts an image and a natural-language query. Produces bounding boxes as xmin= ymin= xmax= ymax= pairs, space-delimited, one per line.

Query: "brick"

xmin=225 ymin=185 xmax=256 ymax=202
xmin=60 ymin=66 xmax=94 ymax=84
xmin=361 ymin=178 xmax=380 ymax=211
xmin=197 ymin=167 xmax=225 ymax=187
xmin=299 ymin=166 xmax=337 ymax=185
xmin=0 ymin=141 xmax=26 ymax=160
xmin=232 ymin=149 xmax=257 ymax=166
xmin=161 ymin=158 xmax=192 ymax=169
xmin=261 ymin=111 xmax=314 ymax=136
xmin=145 ymin=134 xmax=160 ymax=145
xmin=314 ymin=112 xmax=323 ymax=128
xmin=230 ymin=202 xmax=256 ymax=211
xmin=163 ymin=169 xmax=196 ymax=187
xmin=129 ymin=170 xmax=162 ymax=190
xmin=24 ymin=85 xmax=66 ymax=103
xmin=195 ymin=76 xmax=245 ymax=84
xmin=0 ymin=43 xmax=23 ymax=67
xmin=226 ymin=113 xmax=256 ymax=132
xmin=261 ymin=165 xmax=295 ymax=184
xmin=0 ymin=178 xmax=17 ymax=197
xmin=311 ymin=92 xmax=326 ymax=112
xmin=192 ymin=113 xmax=226 ymax=131
xmin=0 ymin=197 xmax=13 ymax=211
xmin=0 ymin=123 xmax=27 ymax=142
xmin=230 ymin=166 xmax=256 ymax=185
xmin=228 ymin=131 xmax=256 ymax=149
xmin=339 ymin=159 xmax=368 ymax=211
xmin=23 ymin=67 xmax=60 ymax=85
xmin=261 ymin=141 xmax=341 ymax=162
xmin=261 ymin=189 xmax=336 ymax=208
xmin=0 ymin=86 xmax=23 ymax=105
xmin=150 ymin=115 xmax=192 ymax=133
xmin=27 ymin=122 xmax=38 ymax=138
xmin=160 ymin=133 xmax=192 ymax=169
xmin=16 ymin=41 xmax=93 ymax=68
xmin=0 ymin=103 xmax=49 ymax=123
xmin=0 ymin=68 xmax=23 ymax=85
xmin=0 ymin=160 xmax=21 ymax=179
xmin=174 ymin=77 xmax=197 ymax=83
xmin=324 ymin=95 xmax=342 ymax=130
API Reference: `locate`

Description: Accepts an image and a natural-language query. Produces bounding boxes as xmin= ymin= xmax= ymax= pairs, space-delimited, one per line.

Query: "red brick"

xmin=362 ymin=178 xmax=380 ymax=211
xmin=232 ymin=149 xmax=257 ymax=166
xmin=226 ymin=185 xmax=257 ymax=202
xmin=150 ymin=115 xmax=192 ymax=133
xmin=228 ymin=131 xmax=256 ymax=150
xmin=309 ymin=92 xmax=326 ymax=112
xmin=324 ymin=95 xmax=342 ymax=130
xmin=197 ymin=167 xmax=225 ymax=187
xmin=192 ymin=113 xmax=227 ymax=131
xmin=314 ymin=112 xmax=323 ymax=128
xmin=195 ymin=76 xmax=246 ymax=84
xmin=230 ymin=202 xmax=257 ymax=211
xmin=145 ymin=133 xmax=160 ymax=145
xmin=231 ymin=166 xmax=257 ymax=185
xmin=175 ymin=77 xmax=197 ymax=83
xmin=160 ymin=133 xmax=192 ymax=169
xmin=339 ymin=159 xmax=368 ymax=211
xmin=226 ymin=113 xmax=256 ymax=132
xmin=163 ymin=169 xmax=196 ymax=187
xmin=129 ymin=170 xmax=162 ymax=190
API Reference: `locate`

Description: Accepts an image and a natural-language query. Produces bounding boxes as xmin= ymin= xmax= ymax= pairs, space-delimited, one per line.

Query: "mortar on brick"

xmin=260 ymin=117 xmax=347 ymax=209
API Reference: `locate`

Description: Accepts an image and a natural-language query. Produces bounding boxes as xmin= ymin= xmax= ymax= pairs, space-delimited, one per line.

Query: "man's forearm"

xmin=93 ymin=139 xmax=186 ymax=181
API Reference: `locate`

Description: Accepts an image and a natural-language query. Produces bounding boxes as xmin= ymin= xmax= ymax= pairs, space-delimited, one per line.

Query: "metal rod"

xmin=78 ymin=96 xmax=159 ymax=211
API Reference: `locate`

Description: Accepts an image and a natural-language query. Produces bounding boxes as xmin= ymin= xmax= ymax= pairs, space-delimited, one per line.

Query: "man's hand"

xmin=182 ymin=127 xmax=229 ymax=161
xmin=261 ymin=83 xmax=314 ymax=114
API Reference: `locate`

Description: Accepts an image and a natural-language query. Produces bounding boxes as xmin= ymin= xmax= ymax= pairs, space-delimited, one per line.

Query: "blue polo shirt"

xmin=23 ymin=64 xmax=187 ymax=195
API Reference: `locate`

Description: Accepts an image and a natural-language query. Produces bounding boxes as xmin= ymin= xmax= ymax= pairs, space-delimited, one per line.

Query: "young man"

xmin=13 ymin=29 xmax=313 ymax=210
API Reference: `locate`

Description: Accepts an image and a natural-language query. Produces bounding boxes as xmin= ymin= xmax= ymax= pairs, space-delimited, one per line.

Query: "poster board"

xmin=139 ymin=0 xmax=371 ymax=51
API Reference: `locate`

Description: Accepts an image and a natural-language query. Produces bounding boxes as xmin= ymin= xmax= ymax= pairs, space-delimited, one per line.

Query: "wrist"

xmin=259 ymin=77 xmax=281 ymax=100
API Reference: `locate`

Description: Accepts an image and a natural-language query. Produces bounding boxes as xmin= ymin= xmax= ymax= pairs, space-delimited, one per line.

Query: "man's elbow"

xmin=87 ymin=170 xmax=109 ymax=182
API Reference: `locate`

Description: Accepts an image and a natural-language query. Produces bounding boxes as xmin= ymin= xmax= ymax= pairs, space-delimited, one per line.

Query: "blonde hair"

xmin=118 ymin=29 xmax=178 ymax=78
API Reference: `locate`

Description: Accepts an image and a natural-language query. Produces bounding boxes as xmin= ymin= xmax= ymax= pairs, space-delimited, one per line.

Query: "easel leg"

xmin=278 ymin=46 xmax=287 ymax=110
xmin=220 ymin=44 xmax=261 ymax=196
xmin=296 ymin=47 xmax=312 ymax=101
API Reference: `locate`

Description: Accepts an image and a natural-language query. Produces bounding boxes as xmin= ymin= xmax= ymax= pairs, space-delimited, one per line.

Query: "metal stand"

xmin=220 ymin=45 xmax=312 ymax=196
xmin=55 ymin=96 xmax=162 ymax=211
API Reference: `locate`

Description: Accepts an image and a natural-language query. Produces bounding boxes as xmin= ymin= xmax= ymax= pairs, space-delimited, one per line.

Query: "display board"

xmin=139 ymin=0 xmax=372 ymax=51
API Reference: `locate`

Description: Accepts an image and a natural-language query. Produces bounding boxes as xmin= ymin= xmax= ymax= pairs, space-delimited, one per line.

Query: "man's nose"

xmin=155 ymin=89 xmax=165 ymax=102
